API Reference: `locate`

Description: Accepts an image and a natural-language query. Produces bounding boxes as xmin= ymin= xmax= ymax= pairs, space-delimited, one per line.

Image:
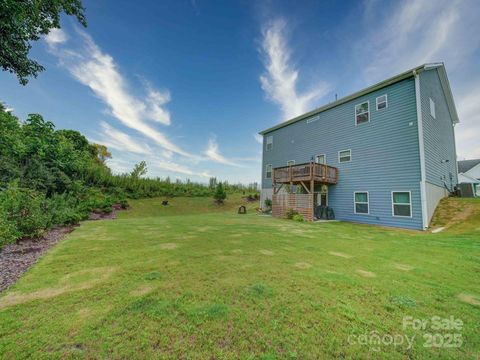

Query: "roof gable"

xmin=259 ymin=63 xmax=459 ymax=135
xmin=458 ymin=159 xmax=480 ymax=173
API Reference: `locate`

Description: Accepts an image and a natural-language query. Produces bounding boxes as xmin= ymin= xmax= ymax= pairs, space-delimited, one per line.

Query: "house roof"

xmin=458 ymin=159 xmax=480 ymax=174
xmin=259 ymin=63 xmax=459 ymax=135
xmin=458 ymin=172 xmax=480 ymax=184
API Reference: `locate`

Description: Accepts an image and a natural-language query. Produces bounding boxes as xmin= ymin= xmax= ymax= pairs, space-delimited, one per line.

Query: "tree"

xmin=92 ymin=144 xmax=111 ymax=164
xmin=0 ymin=0 xmax=87 ymax=85
xmin=131 ymin=161 xmax=147 ymax=179
xmin=213 ymin=182 xmax=227 ymax=204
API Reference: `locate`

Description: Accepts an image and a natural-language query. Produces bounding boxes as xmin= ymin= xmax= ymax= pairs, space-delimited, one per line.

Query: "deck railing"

xmin=273 ymin=162 xmax=338 ymax=184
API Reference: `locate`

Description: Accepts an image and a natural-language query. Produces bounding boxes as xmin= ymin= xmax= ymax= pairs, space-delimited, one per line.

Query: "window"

xmin=354 ymin=192 xmax=369 ymax=214
xmin=287 ymin=160 xmax=295 ymax=166
xmin=339 ymin=149 xmax=351 ymax=163
xmin=392 ymin=191 xmax=412 ymax=217
xmin=265 ymin=164 xmax=272 ymax=179
xmin=266 ymin=136 xmax=273 ymax=151
xmin=355 ymin=101 xmax=370 ymax=125
xmin=315 ymin=154 xmax=326 ymax=164
xmin=376 ymin=95 xmax=388 ymax=110
xmin=429 ymin=98 xmax=436 ymax=119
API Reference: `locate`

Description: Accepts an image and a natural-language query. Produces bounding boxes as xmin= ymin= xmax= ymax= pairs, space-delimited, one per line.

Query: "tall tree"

xmin=131 ymin=161 xmax=148 ymax=179
xmin=0 ymin=0 xmax=87 ymax=85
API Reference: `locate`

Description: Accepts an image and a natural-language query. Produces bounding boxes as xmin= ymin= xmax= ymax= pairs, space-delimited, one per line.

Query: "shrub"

xmin=0 ymin=210 xmax=19 ymax=247
xmin=292 ymin=214 xmax=304 ymax=222
xmin=213 ymin=183 xmax=227 ymax=204
xmin=0 ymin=186 xmax=49 ymax=239
xmin=285 ymin=208 xmax=299 ymax=219
xmin=264 ymin=198 xmax=272 ymax=209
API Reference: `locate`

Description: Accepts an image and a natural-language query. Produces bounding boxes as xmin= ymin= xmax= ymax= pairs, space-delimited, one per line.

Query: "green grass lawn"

xmin=1 ymin=195 xmax=479 ymax=359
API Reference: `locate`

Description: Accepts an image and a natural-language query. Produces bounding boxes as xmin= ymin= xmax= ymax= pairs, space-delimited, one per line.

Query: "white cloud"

xmin=47 ymin=29 xmax=193 ymax=158
xmin=151 ymin=159 xmax=211 ymax=178
xmin=355 ymin=0 xmax=480 ymax=160
xmin=254 ymin=133 xmax=263 ymax=144
xmin=259 ymin=18 xmax=329 ymax=121
xmin=45 ymin=28 xmax=68 ymax=48
xmin=92 ymin=122 xmax=151 ymax=155
xmin=204 ymin=137 xmax=243 ymax=167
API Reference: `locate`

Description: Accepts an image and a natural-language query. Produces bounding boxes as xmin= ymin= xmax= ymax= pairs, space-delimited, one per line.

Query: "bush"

xmin=264 ymin=198 xmax=272 ymax=209
xmin=213 ymin=183 xmax=227 ymax=204
xmin=0 ymin=186 xmax=49 ymax=239
xmin=292 ymin=214 xmax=304 ymax=222
xmin=0 ymin=211 xmax=19 ymax=247
xmin=285 ymin=208 xmax=299 ymax=219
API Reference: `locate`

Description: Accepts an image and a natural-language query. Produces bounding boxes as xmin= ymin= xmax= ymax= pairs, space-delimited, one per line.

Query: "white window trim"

xmin=354 ymin=191 xmax=369 ymax=215
xmin=376 ymin=94 xmax=388 ymax=110
xmin=315 ymin=154 xmax=326 ymax=164
xmin=355 ymin=101 xmax=370 ymax=126
xmin=306 ymin=115 xmax=320 ymax=124
xmin=429 ymin=98 xmax=436 ymax=119
xmin=265 ymin=164 xmax=272 ymax=179
xmin=338 ymin=149 xmax=352 ymax=163
xmin=391 ymin=191 xmax=412 ymax=218
xmin=287 ymin=160 xmax=295 ymax=166
xmin=266 ymin=136 xmax=273 ymax=151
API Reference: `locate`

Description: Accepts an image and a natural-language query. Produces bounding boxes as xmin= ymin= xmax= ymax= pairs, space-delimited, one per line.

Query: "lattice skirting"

xmin=272 ymin=193 xmax=314 ymax=221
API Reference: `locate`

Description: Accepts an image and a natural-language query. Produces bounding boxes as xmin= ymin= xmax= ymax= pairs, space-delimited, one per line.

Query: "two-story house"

xmin=259 ymin=63 xmax=459 ymax=230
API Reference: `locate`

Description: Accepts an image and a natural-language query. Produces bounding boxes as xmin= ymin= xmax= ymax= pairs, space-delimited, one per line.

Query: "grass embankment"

xmin=0 ymin=196 xmax=479 ymax=359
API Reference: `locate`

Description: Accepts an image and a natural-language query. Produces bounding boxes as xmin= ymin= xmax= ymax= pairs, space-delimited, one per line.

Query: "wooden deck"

xmin=273 ymin=162 xmax=338 ymax=185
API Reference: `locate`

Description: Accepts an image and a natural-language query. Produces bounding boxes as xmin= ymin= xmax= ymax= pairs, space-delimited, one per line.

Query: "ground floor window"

xmin=354 ymin=192 xmax=369 ymax=214
xmin=392 ymin=191 xmax=411 ymax=217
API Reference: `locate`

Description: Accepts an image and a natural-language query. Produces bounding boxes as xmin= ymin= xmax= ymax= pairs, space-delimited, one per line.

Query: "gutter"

xmin=413 ymin=69 xmax=429 ymax=230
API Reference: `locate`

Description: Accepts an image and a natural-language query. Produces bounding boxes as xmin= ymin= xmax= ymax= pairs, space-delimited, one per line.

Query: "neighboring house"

xmin=458 ymin=159 xmax=480 ymax=197
xmin=259 ymin=63 xmax=459 ymax=230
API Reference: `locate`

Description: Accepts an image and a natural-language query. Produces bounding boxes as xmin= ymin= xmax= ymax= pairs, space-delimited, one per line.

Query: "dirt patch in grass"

xmin=159 ymin=243 xmax=178 ymax=250
xmin=356 ymin=269 xmax=376 ymax=278
xmin=458 ymin=293 xmax=480 ymax=306
xmin=294 ymin=262 xmax=312 ymax=269
xmin=130 ymin=285 xmax=155 ymax=297
xmin=0 ymin=267 xmax=115 ymax=309
xmin=394 ymin=263 xmax=414 ymax=271
xmin=328 ymin=251 xmax=352 ymax=259
xmin=430 ymin=198 xmax=476 ymax=229
xmin=259 ymin=250 xmax=274 ymax=256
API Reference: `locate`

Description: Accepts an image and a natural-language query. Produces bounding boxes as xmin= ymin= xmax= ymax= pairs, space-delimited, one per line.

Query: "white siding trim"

xmin=415 ymin=74 xmax=429 ymax=229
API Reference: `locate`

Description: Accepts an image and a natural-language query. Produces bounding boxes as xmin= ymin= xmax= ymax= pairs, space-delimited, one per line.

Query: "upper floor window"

xmin=355 ymin=101 xmax=370 ymax=125
xmin=429 ymin=98 xmax=436 ymax=119
xmin=315 ymin=154 xmax=326 ymax=164
xmin=307 ymin=115 xmax=320 ymax=124
xmin=354 ymin=192 xmax=369 ymax=214
xmin=339 ymin=149 xmax=351 ymax=163
xmin=392 ymin=191 xmax=412 ymax=217
xmin=287 ymin=160 xmax=295 ymax=166
xmin=376 ymin=95 xmax=388 ymax=110
xmin=265 ymin=164 xmax=272 ymax=179
xmin=266 ymin=136 xmax=273 ymax=151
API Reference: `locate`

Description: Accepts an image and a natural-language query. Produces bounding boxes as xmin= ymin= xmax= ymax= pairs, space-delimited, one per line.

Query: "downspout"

xmin=414 ymin=70 xmax=429 ymax=230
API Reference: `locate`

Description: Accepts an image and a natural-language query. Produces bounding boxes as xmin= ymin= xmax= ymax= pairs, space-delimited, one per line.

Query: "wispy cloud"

xmin=46 ymin=29 xmax=193 ymax=158
xmin=92 ymin=122 xmax=151 ymax=155
xmin=151 ymin=159 xmax=211 ymax=178
xmin=204 ymin=137 xmax=243 ymax=167
xmin=45 ymin=28 xmax=68 ymax=48
xmin=355 ymin=0 xmax=480 ymax=160
xmin=254 ymin=133 xmax=263 ymax=144
xmin=259 ymin=18 xmax=329 ymax=121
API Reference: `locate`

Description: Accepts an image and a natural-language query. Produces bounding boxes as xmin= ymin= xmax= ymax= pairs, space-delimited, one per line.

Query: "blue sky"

xmin=1 ymin=0 xmax=479 ymax=184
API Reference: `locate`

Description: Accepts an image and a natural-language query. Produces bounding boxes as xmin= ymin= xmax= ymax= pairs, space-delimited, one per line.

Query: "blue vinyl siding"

xmin=261 ymin=78 xmax=423 ymax=229
xmin=419 ymin=69 xmax=458 ymax=190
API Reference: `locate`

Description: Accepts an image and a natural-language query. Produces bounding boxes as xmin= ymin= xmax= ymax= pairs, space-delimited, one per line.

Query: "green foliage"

xmin=264 ymin=198 xmax=272 ymax=209
xmin=285 ymin=208 xmax=299 ymax=219
xmin=292 ymin=214 xmax=304 ymax=222
xmin=213 ymin=182 xmax=227 ymax=203
xmin=0 ymin=0 xmax=86 ymax=85
xmin=131 ymin=161 xmax=148 ymax=179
